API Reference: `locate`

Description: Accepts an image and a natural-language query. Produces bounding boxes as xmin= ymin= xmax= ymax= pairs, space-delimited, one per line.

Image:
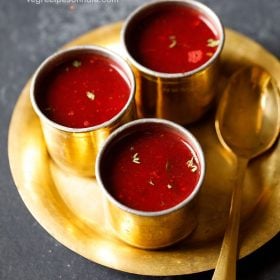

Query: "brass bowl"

xmin=30 ymin=45 xmax=136 ymax=177
xmin=121 ymin=0 xmax=225 ymax=124
xmin=96 ymin=118 xmax=205 ymax=249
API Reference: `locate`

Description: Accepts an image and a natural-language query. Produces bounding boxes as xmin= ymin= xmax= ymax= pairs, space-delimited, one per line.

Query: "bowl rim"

xmin=95 ymin=118 xmax=206 ymax=217
xmin=30 ymin=45 xmax=136 ymax=133
xmin=121 ymin=0 xmax=225 ymax=79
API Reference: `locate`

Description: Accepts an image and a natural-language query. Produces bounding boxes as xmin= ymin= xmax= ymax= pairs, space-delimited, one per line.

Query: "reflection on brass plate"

xmin=8 ymin=22 xmax=280 ymax=276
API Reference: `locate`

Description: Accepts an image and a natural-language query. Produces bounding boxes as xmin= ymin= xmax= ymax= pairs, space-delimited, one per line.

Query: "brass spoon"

xmin=212 ymin=66 xmax=280 ymax=280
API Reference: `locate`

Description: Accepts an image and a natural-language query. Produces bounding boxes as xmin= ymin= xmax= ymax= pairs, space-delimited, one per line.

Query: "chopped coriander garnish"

xmin=72 ymin=60 xmax=82 ymax=68
xmin=186 ymin=156 xmax=198 ymax=173
xmin=86 ymin=91 xmax=95 ymax=100
xmin=168 ymin=35 xmax=177 ymax=48
xmin=207 ymin=38 xmax=220 ymax=48
xmin=132 ymin=152 xmax=141 ymax=164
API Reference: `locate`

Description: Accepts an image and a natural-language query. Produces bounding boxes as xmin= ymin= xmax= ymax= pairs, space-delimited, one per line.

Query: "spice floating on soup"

xmin=102 ymin=125 xmax=201 ymax=212
xmin=37 ymin=53 xmax=130 ymax=128
xmin=127 ymin=5 xmax=220 ymax=73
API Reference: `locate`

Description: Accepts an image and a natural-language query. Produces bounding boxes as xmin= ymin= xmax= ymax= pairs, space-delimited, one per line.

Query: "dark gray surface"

xmin=0 ymin=0 xmax=279 ymax=279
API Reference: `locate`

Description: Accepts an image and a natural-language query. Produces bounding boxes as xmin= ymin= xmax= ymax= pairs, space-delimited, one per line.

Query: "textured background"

xmin=1 ymin=0 xmax=280 ymax=279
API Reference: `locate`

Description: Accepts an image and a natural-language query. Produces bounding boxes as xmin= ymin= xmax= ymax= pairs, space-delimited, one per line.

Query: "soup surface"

xmin=127 ymin=5 xmax=220 ymax=73
xmin=102 ymin=125 xmax=201 ymax=211
xmin=37 ymin=53 xmax=130 ymax=128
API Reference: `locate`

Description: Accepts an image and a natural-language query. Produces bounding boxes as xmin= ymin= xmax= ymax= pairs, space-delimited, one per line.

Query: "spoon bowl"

xmin=212 ymin=65 xmax=280 ymax=280
xmin=215 ymin=66 xmax=280 ymax=158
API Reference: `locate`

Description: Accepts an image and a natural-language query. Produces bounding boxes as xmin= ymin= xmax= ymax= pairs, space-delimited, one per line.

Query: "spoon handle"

xmin=212 ymin=157 xmax=248 ymax=280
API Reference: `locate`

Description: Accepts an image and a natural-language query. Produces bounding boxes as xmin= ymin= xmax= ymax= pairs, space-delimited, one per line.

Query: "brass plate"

xmin=8 ymin=22 xmax=280 ymax=276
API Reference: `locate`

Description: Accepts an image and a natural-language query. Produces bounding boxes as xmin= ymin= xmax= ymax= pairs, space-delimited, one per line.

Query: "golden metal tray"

xmin=8 ymin=22 xmax=280 ymax=276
